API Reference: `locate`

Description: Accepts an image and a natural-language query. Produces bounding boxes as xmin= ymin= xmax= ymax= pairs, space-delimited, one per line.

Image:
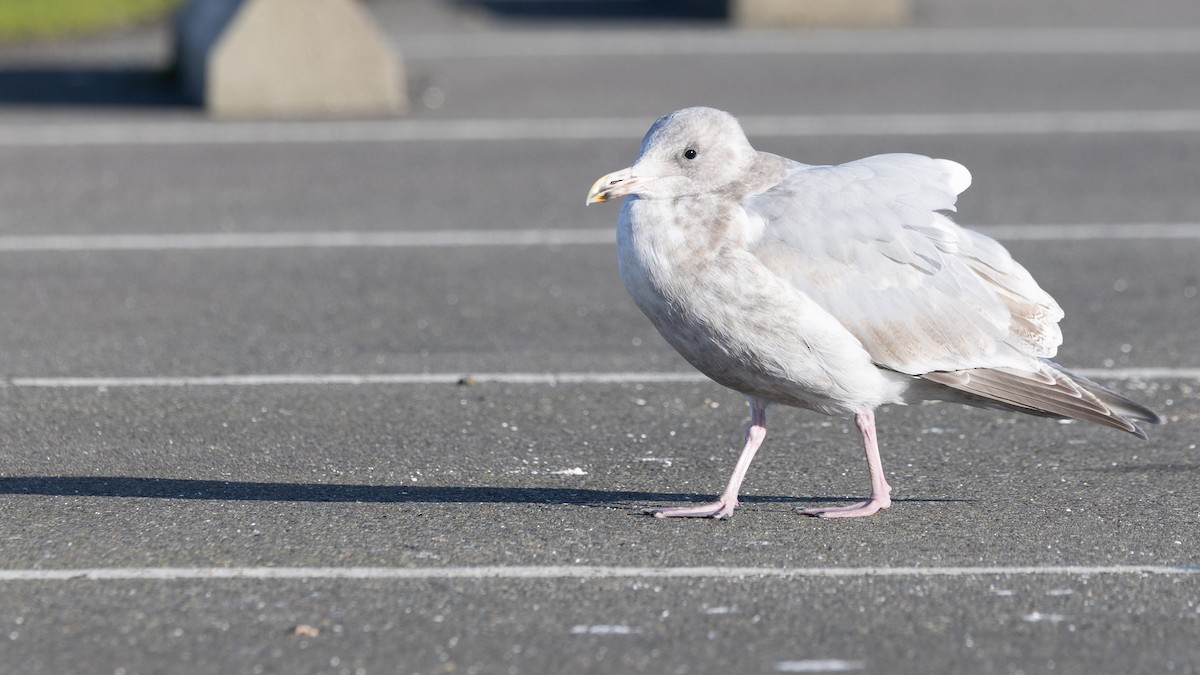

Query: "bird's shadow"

xmin=0 ymin=476 xmax=968 ymax=508
xmin=1082 ymin=463 xmax=1200 ymax=473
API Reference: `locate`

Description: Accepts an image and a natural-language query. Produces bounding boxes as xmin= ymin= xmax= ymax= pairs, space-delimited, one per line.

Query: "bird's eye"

xmin=683 ymin=148 xmax=698 ymax=160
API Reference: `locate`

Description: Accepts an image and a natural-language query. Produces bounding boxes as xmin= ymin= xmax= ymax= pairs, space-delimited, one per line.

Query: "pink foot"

xmin=644 ymin=499 xmax=736 ymax=520
xmin=799 ymin=410 xmax=892 ymax=518
xmin=643 ymin=399 xmax=768 ymax=522
xmin=798 ymin=494 xmax=890 ymax=518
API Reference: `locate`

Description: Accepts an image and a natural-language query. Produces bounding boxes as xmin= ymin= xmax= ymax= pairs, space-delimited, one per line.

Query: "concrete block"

xmin=733 ymin=0 xmax=913 ymax=27
xmin=176 ymin=0 xmax=407 ymax=118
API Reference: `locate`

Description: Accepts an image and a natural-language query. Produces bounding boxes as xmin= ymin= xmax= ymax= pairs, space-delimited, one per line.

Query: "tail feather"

xmin=1047 ymin=363 xmax=1160 ymax=424
xmin=922 ymin=362 xmax=1161 ymax=439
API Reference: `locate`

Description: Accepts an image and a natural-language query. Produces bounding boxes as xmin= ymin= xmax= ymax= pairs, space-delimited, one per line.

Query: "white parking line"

xmin=0 ymin=564 xmax=1194 ymax=582
xmin=399 ymin=28 xmax=1200 ymax=59
xmin=974 ymin=223 xmax=1200 ymax=241
xmin=3 ymin=110 xmax=1200 ymax=148
xmin=6 ymin=367 xmax=1197 ymax=389
xmin=0 ymin=229 xmax=615 ymax=252
xmin=0 ymin=223 xmax=1197 ymax=253
xmin=775 ymin=660 xmax=866 ymax=673
xmin=3 ymin=373 xmax=703 ymax=388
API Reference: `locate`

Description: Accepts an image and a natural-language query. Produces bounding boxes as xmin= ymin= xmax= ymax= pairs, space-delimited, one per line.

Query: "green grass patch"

xmin=0 ymin=0 xmax=182 ymax=40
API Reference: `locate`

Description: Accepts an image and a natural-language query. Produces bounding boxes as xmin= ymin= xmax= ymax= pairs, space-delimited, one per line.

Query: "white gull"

xmin=586 ymin=106 xmax=1159 ymax=519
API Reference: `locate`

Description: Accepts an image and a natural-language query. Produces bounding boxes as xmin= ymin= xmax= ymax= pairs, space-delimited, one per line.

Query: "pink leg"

xmin=799 ymin=409 xmax=892 ymax=518
xmin=645 ymin=398 xmax=767 ymax=520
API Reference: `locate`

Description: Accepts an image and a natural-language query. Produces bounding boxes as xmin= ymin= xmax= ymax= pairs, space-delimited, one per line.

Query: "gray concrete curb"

xmin=733 ymin=0 xmax=913 ymax=27
xmin=176 ymin=0 xmax=407 ymax=118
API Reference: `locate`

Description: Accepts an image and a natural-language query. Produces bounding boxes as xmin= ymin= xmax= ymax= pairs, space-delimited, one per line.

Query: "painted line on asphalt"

xmin=6 ymin=368 xmax=1198 ymax=390
xmin=775 ymin=660 xmax=865 ymax=673
xmin=4 ymin=110 xmax=1200 ymax=148
xmin=974 ymin=223 xmax=1200 ymax=241
xmin=3 ymin=373 xmax=704 ymax=388
xmin=0 ymin=229 xmax=616 ymax=252
xmin=0 ymin=564 xmax=1195 ymax=582
xmin=400 ymin=28 xmax=1200 ymax=59
xmin=1 ymin=223 xmax=1198 ymax=253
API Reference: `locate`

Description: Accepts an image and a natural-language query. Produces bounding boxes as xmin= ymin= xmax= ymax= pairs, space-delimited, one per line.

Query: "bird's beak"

xmin=585 ymin=167 xmax=639 ymax=205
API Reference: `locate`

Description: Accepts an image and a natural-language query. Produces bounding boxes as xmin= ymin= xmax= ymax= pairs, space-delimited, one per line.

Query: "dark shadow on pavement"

xmin=456 ymin=0 xmax=728 ymax=21
xmin=0 ymin=476 xmax=970 ymax=508
xmin=0 ymin=67 xmax=189 ymax=107
xmin=1082 ymin=463 xmax=1200 ymax=473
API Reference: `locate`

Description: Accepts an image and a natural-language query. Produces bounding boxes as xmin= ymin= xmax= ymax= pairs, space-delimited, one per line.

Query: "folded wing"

xmin=748 ymin=153 xmax=1062 ymax=376
xmin=746 ymin=153 xmax=1158 ymax=436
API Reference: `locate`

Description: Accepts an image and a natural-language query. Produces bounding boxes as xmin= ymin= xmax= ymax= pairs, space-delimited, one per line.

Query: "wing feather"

xmin=924 ymin=365 xmax=1160 ymax=438
xmin=747 ymin=153 xmax=1062 ymax=375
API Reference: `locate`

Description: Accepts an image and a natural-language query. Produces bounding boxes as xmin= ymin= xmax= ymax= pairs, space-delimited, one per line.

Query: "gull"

xmin=585 ymin=106 xmax=1159 ymax=519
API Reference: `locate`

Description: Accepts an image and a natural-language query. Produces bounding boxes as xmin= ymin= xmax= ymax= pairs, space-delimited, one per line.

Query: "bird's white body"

xmin=587 ymin=106 xmax=1158 ymax=519
xmin=617 ymin=189 xmax=908 ymax=417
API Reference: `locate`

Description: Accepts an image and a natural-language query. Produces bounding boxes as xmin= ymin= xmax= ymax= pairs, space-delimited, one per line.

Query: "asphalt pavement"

xmin=0 ymin=1 xmax=1198 ymax=674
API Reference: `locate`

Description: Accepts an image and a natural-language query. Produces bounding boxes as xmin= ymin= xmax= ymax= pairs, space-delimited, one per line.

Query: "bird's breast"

xmin=615 ymin=197 xmax=903 ymax=414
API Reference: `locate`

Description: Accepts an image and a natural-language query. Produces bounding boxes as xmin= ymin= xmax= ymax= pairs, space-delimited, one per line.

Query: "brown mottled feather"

xmin=923 ymin=365 xmax=1161 ymax=439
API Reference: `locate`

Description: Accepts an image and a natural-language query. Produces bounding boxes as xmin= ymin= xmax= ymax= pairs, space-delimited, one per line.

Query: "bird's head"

xmin=586 ymin=107 xmax=757 ymax=205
